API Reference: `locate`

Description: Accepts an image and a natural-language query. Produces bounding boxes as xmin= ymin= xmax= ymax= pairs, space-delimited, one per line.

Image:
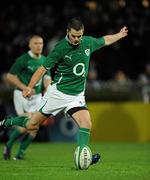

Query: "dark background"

xmin=0 ymin=0 xmax=150 ymax=80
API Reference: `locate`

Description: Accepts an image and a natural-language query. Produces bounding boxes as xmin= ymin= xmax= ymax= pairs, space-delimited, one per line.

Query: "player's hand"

xmin=22 ymin=86 xmax=32 ymax=97
xmin=120 ymin=26 xmax=128 ymax=38
xmin=30 ymin=89 xmax=36 ymax=96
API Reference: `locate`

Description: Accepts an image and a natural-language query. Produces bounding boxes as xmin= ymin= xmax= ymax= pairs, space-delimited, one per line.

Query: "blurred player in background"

xmin=3 ymin=35 xmax=51 ymax=160
xmin=1 ymin=17 xmax=128 ymax=165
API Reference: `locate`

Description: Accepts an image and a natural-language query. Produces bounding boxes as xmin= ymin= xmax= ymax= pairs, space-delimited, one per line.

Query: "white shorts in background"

xmin=39 ymin=84 xmax=86 ymax=116
xmin=13 ymin=89 xmax=42 ymax=115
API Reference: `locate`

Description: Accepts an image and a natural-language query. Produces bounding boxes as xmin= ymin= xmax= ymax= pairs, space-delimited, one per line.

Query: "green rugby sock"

xmin=4 ymin=116 xmax=29 ymax=128
xmin=16 ymin=134 xmax=34 ymax=158
xmin=77 ymin=128 xmax=90 ymax=147
xmin=6 ymin=128 xmax=22 ymax=149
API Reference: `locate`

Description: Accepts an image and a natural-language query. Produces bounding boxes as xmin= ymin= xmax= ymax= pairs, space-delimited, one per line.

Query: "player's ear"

xmin=66 ymin=29 xmax=69 ymax=35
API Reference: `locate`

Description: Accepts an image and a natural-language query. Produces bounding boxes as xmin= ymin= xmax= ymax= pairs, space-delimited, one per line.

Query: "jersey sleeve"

xmin=90 ymin=36 xmax=105 ymax=53
xmin=42 ymin=44 xmax=63 ymax=71
xmin=9 ymin=57 xmax=27 ymax=75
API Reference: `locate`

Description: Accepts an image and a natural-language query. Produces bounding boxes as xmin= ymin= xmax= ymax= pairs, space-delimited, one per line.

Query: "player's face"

xmin=67 ymin=28 xmax=84 ymax=45
xmin=29 ymin=37 xmax=44 ymax=56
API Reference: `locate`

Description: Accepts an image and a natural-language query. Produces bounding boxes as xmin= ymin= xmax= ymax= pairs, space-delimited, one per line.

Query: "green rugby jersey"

xmin=9 ymin=52 xmax=50 ymax=94
xmin=43 ymin=36 xmax=105 ymax=95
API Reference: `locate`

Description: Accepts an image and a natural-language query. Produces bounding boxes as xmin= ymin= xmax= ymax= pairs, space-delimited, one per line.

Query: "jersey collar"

xmin=65 ymin=35 xmax=83 ymax=46
xmin=28 ymin=50 xmax=41 ymax=59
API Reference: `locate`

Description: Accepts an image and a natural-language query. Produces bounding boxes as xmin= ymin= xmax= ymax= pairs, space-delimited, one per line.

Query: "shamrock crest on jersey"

xmin=85 ymin=49 xmax=90 ymax=56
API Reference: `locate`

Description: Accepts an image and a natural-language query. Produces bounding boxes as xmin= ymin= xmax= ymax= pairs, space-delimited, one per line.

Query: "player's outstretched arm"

xmin=22 ymin=65 xmax=47 ymax=97
xmin=103 ymin=26 xmax=128 ymax=46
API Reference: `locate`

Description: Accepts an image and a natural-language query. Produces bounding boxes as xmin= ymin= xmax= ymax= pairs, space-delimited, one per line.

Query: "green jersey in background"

xmin=9 ymin=51 xmax=50 ymax=94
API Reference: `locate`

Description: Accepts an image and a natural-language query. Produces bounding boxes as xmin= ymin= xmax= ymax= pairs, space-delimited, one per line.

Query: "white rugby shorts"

xmin=39 ymin=84 xmax=86 ymax=116
xmin=13 ymin=89 xmax=42 ymax=115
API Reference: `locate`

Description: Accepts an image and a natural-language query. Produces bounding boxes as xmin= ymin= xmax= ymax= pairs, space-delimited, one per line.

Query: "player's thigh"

xmin=26 ymin=111 xmax=47 ymax=129
xmin=72 ymin=109 xmax=92 ymax=129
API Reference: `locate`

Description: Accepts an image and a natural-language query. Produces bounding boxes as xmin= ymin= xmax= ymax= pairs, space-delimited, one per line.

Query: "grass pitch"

xmin=0 ymin=142 xmax=150 ymax=180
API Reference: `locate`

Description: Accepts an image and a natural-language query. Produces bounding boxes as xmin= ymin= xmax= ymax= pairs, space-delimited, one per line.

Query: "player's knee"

xmin=28 ymin=129 xmax=38 ymax=138
xmin=88 ymin=120 xmax=92 ymax=129
xmin=16 ymin=127 xmax=27 ymax=133
xmin=80 ymin=119 xmax=92 ymax=129
xmin=26 ymin=119 xmax=39 ymax=131
xmin=87 ymin=120 xmax=92 ymax=129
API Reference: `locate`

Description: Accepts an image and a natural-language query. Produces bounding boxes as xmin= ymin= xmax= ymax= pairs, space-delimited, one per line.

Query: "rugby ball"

xmin=74 ymin=145 xmax=92 ymax=170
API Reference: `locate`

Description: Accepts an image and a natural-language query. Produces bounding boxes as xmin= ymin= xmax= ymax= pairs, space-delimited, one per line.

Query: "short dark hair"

xmin=67 ymin=17 xmax=84 ymax=31
xmin=29 ymin=34 xmax=43 ymax=42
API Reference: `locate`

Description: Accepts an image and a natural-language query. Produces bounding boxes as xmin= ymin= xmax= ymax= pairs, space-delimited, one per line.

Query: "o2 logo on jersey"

xmin=73 ymin=63 xmax=85 ymax=77
xmin=85 ymin=49 xmax=90 ymax=56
